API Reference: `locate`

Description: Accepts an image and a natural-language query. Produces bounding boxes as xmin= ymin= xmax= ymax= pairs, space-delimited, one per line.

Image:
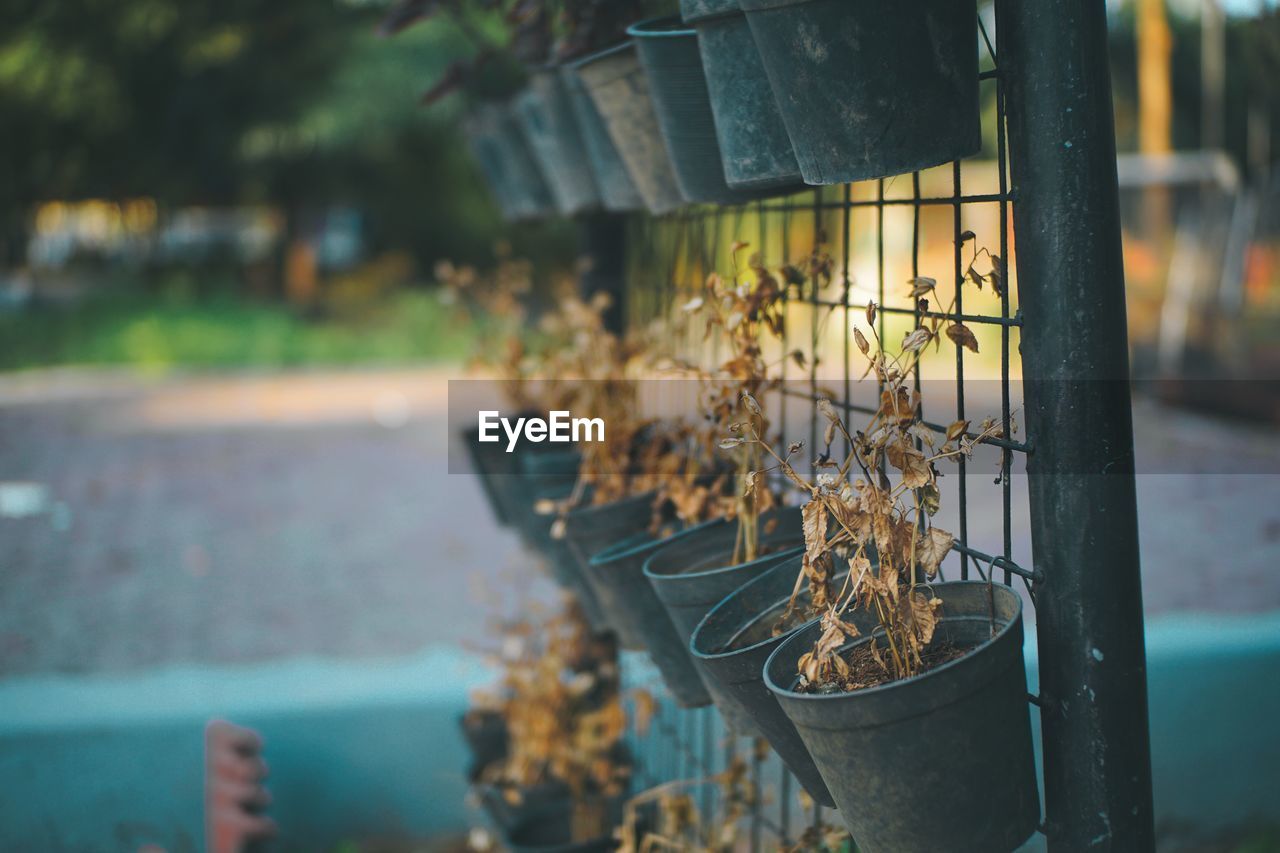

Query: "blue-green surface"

xmin=1 ymin=612 xmax=1278 ymax=851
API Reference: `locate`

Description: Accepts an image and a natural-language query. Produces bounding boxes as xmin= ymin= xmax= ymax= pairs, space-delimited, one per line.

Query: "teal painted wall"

xmin=1 ymin=614 xmax=1277 ymax=851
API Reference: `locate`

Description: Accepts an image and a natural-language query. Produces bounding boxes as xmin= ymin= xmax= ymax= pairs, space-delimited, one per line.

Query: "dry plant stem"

xmin=732 ymin=243 xmax=1009 ymax=688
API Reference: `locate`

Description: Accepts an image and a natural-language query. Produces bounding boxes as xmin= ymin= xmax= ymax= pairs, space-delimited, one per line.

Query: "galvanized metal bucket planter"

xmin=561 ymin=493 xmax=659 ymax=648
xmin=461 ymin=108 xmax=520 ymax=221
xmin=571 ymin=43 xmax=685 ymax=215
xmin=642 ymin=505 xmax=804 ymax=649
xmin=586 ymin=521 xmax=725 ymax=707
xmin=763 ymin=581 xmax=1041 ymax=853
xmin=504 ymin=794 xmax=627 ymax=853
xmin=560 ymin=66 xmax=645 ymax=212
xmin=690 ymin=555 xmax=865 ymax=807
xmin=506 ymin=824 xmax=615 ymax=853
xmin=514 ymin=70 xmax=602 ymax=216
xmin=628 ymin=16 xmax=775 ymax=205
xmin=464 ymin=103 xmax=556 ymax=220
xmin=462 ymin=426 xmax=514 ymax=527
xmin=461 ymin=710 xmax=509 ymax=782
xmin=739 ymin=0 xmax=982 ymax=185
xmin=477 ymin=781 xmax=573 ymax=836
xmin=679 ymin=0 xmax=804 ymax=191
xmin=512 ymin=452 xmax=610 ymax=630
xmin=515 ymin=450 xmax=579 ymax=544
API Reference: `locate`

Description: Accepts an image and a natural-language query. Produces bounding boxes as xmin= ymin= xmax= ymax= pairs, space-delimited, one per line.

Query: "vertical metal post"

xmin=579 ymin=213 xmax=629 ymax=334
xmin=997 ymin=1 xmax=1156 ymax=851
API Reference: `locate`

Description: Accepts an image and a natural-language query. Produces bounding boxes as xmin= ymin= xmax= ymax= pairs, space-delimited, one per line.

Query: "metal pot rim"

xmin=763 ymin=580 xmax=1024 ymax=702
xmin=588 ymin=516 xmax=723 ymax=567
xmin=626 ymin=14 xmax=696 ymax=39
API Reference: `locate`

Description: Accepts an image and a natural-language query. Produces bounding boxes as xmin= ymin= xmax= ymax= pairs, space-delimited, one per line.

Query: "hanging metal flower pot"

xmin=460 ymin=709 xmax=509 ymax=782
xmin=511 ymin=452 xmax=609 ymax=629
xmin=559 ymin=66 xmax=645 ymax=212
xmin=763 ymin=581 xmax=1040 ymax=853
xmin=585 ymin=521 xmax=723 ymax=707
xmin=570 ymin=42 xmax=685 ymax=215
xmin=642 ymin=505 xmax=804 ymax=660
xmin=628 ymin=16 xmax=779 ymax=205
xmin=690 ymin=555 xmax=866 ymax=807
xmin=515 ymin=449 xmax=579 ymax=544
xmin=462 ymin=103 xmax=556 ymax=221
xmin=503 ymin=793 xmax=628 ymax=853
xmin=561 ymin=493 xmax=659 ymax=646
xmin=679 ymin=0 xmax=805 ymax=192
xmin=477 ymin=781 xmax=573 ymax=837
xmin=462 ymin=426 xmax=515 ymax=527
xmin=739 ymin=0 xmax=982 ymax=185
xmin=514 ymin=70 xmax=602 ymax=216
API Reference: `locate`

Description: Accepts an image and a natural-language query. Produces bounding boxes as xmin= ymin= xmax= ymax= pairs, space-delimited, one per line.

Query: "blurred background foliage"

xmin=0 ymin=0 xmax=577 ymax=274
xmin=2 ymin=1 xmax=1280 ymax=377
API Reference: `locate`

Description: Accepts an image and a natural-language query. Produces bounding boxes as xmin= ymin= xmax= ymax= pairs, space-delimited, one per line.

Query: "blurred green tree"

xmin=0 ymin=0 xmax=559 ymax=275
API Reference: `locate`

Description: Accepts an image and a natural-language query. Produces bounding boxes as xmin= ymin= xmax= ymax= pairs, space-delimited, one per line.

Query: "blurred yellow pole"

xmin=1138 ymin=0 xmax=1174 ymax=244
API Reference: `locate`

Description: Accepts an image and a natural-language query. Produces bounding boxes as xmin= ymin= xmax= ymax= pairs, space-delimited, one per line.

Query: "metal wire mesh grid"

xmin=617 ymin=11 xmax=1046 ymax=849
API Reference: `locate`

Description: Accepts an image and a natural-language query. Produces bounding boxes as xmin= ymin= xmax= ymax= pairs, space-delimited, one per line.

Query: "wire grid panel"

xmin=619 ymin=13 xmax=1045 ymax=850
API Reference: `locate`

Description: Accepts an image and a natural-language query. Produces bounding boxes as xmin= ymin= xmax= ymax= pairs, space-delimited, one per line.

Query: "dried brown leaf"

xmin=915 ymin=527 xmax=955 ymax=577
xmin=946 ymin=323 xmax=980 ymax=354
xmin=902 ymin=327 xmax=932 ymax=353
xmin=802 ymin=500 xmax=828 ymax=562
xmin=907 ymin=276 xmax=937 ymax=297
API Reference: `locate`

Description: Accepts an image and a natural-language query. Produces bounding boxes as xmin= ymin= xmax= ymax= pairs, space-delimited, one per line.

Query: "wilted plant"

xmin=732 ymin=240 xmax=1011 ymax=690
xmin=676 ymin=243 xmax=792 ymax=564
xmin=673 ymin=240 xmax=835 ymax=563
xmin=472 ymin=599 xmax=631 ymax=838
xmin=614 ymin=758 xmax=756 ymax=853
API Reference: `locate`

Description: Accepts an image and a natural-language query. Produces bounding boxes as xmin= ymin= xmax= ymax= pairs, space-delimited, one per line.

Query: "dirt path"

xmin=0 ymin=368 xmax=1276 ymax=678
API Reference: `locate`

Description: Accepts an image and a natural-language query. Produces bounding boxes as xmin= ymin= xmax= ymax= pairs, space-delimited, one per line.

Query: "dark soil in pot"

xmin=740 ymin=0 xmax=982 ymax=185
xmin=763 ymin=581 xmax=1040 ymax=853
xmin=571 ymin=42 xmax=685 ymax=215
xmin=560 ymin=64 xmax=645 ymax=212
xmin=514 ymin=70 xmax=602 ymax=215
xmin=586 ymin=520 xmax=727 ymax=707
xmin=679 ymin=0 xmax=805 ymax=191
xmin=691 ymin=555 xmax=868 ymax=806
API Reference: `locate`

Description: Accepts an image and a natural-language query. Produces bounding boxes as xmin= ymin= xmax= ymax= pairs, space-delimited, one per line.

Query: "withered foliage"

xmin=438 ymin=250 xmax=547 ymax=413
xmin=788 ymin=820 xmax=854 ymax=853
xmin=444 ymin=251 xmax=727 ymax=531
xmin=472 ymin=600 xmax=631 ymax=829
xmin=677 ymin=243 xmax=812 ymax=564
xmin=732 ymin=243 xmax=1010 ymax=690
xmin=615 ymin=758 xmax=756 ymax=853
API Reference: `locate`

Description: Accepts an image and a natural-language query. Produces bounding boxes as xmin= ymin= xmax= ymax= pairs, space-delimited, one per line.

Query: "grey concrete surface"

xmin=0 ymin=367 xmax=1276 ymax=678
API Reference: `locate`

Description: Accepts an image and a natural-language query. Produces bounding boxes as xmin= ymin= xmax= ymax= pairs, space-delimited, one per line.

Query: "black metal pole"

xmin=997 ymin=1 xmax=1155 ymax=851
xmin=578 ymin=213 xmax=629 ymax=334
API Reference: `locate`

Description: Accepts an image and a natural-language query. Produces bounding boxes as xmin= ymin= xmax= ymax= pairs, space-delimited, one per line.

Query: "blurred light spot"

xmin=0 ymin=482 xmax=48 ymax=518
xmin=372 ymin=390 xmax=412 ymax=429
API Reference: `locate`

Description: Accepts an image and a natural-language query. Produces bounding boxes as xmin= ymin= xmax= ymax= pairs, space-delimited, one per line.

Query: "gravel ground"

xmin=0 ymin=367 xmax=1276 ymax=678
